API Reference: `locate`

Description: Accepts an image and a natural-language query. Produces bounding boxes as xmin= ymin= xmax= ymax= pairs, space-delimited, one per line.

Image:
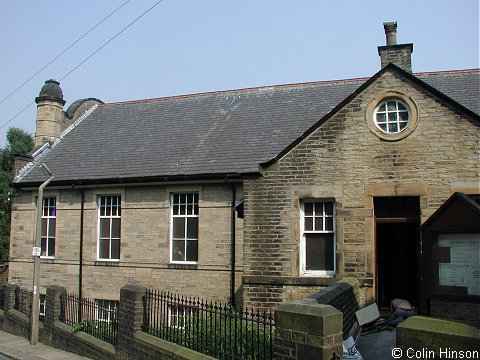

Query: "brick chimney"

xmin=34 ymin=79 xmax=66 ymax=146
xmin=378 ymin=22 xmax=413 ymax=73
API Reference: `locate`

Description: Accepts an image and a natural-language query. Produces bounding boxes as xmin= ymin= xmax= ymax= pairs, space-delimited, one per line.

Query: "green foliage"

xmin=155 ymin=305 xmax=274 ymax=360
xmin=71 ymin=319 xmax=118 ymax=345
xmin=0 ymin=128 xmax=34 ymax=260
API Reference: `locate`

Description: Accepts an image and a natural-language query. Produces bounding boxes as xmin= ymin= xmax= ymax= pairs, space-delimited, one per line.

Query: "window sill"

xmin=40 ymin=257 xmax=55 ymax=264
xmin=95 ymin=261 xmax=120 ymax=266
xmin=242 ymin=275 xmax=340 ymax=286
xmin=168 ymin=263 xmax=198 ymax=270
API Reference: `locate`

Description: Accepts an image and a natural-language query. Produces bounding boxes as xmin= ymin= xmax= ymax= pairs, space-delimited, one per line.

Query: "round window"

xmin=374 ymin=99 xmax=410 ymax=134
xmin=366 ymin=91 xmax=419 ymax=141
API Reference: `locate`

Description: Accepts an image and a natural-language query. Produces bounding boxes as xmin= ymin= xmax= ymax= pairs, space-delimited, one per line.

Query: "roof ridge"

xmin=101 ymin=76 xmax=370 ymax=107
xmin=415 ymin=68 xmax=480 ymax=76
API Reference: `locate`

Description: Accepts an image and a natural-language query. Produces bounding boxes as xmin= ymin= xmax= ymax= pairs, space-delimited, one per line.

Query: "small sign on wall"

xmin=32 ymin=247 xmax=41 ymax=257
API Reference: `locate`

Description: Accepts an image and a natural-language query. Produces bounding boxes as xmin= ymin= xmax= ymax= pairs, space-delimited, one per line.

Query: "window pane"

xmin=41 ymin=218 xmax=47 ymax=237
xmin=399 ymin=111 xmax=409 ymax=121
xmin=173 ymin=218 xmax=185 ymax=238
xmin=305 ymin=217 xmax=313 ymax=231
xmin=186 ymin=217 xmax=198 ymax=239
xmin=387 ymin=101 xmax=396 ymax=111
xmin=378 ymin=103 xmax=386 ymax=112
xmin=388 ymin=112 xmax=397 ymax=122
xmin=376 ymin=113 xmax=386 ymax=123
xmin=186 ymin=240 xmax=198 ymax=261
xmin=305 ymin=234 xmax=334 ymax=271
xmin=172 ymin=240 xmax=185 ymax=261
xmin=49 ymin=219 xmax=56 ymax=237
xmin=314 ymin=202 xmax=323 ymax=215
xmin=314 ymin=217 xmax=323 ymax=231
xmin=173 ymin=204 xmax=179 ymax=215
xmin=49 ymin=202 xmax=56 ymax=216
xmin=378 ymin=123 xmax=387 ymax=131
xmin=397 ymin=102 xmax=406 ymax=111
xmin=100 ymin=218 xmax=110 ymax=238
xmin=304 ymin=203 xmax=313 ymax=216
xmin=180 ymin=204 xmax=186 ymax=215
xmin=111 ymin=218 xmax=121 ymax=239
xmin=325 ymin=217 xmax=334 ymax=231
xmin=324 ymin=202 xmax=333 ymax=215
xmin=111 ymin=239 xmax=120 ymax=259
xmin=388 ymin=123 xmax=398 ymax=133
xmin=99 ymin=239 xmax=109 ymax=259
xmin=47 ymin=238 xmax=55 ymax=257
xmin=41 ymin=237 xmax=47 ymax=256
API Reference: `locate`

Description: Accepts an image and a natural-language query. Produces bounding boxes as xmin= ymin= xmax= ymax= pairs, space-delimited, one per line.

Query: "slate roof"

xmin=14 ymin=67 xmax=480 ymax=186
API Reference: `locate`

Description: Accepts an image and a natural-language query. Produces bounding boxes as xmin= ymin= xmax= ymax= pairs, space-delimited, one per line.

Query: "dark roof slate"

xmin=15 ymin=68 xmax=480 ymax=186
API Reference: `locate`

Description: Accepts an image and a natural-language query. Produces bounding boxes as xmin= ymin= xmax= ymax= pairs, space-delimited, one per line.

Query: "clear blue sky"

xmin=1 ymin=0 xmax=479 ymax=147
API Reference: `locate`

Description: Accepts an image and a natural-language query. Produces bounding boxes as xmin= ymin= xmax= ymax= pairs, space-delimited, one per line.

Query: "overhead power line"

xmin=59 ymin=0 xmax=165 ymax=82
xmin=0 ymin=0 xmax=165 ymax=131
xmin=0 ymin=0 xmax=132 ymax=107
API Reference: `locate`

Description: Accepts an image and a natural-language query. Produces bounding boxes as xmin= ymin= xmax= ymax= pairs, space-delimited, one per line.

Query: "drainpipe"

xmin=230 ymin=184 xmax=236 ymax=307
xmin=78 ymin=189 xmax=85 ymax=321
xmin=31 ymin=164 xmax=54 ymax=345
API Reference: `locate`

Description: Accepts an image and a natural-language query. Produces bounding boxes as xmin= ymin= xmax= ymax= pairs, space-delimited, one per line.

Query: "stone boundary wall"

xmin=305 ymin=278 xmax=361 ymax=340
xmin=396 ymin=316 xmax=479 ymax=360
xmin=0 ymin=284 xmax=215 ymax=360
xmin=274 ymin=277 xmax=361 ymax=360
xmin=1 ymin=279 xmax=361 ymax=360
xmin=0 ymin=262 xmax=8 ymax=285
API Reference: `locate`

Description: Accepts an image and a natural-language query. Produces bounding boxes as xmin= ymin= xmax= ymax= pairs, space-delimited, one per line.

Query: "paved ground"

xmin=0 ymin=330 xmax=91 ymax=360
xmin=356 ymin=328 xmax=396 ymax=360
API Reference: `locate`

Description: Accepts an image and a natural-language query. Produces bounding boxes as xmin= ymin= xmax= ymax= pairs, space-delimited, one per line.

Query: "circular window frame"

xmin=366 ymin=91 xmax=419 ymax=141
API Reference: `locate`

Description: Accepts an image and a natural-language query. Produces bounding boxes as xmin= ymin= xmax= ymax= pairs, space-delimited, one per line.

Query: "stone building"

xmin=8 ymin=23 xmax=479 ymax=320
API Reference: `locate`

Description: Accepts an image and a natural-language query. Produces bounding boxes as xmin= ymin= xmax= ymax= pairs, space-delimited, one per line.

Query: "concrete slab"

xmin=356 ymin=329 xmax=396 ymax=360
xmin=0 ymin=330 xmax=91 ymax=360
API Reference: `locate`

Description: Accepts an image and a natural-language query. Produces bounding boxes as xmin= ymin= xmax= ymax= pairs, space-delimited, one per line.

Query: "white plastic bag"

xmin=342 ymin=336 xmax=363 ymax=360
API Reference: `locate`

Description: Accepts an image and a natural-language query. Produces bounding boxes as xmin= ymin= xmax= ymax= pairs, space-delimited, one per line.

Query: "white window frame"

xmin=170 ymin=193 xmax=199 ymax=264
xmin=40 ymin=197 xmax=56 ymax=259
xmin=373 ymin=99 xmax=410 ymax=134
xmin=97 ymin=195 xmax=121 ymax=261
xmin=95 ymin=299 xmax=118 ymax=323
xmin=300 ymin=200 xmax=336 ymax=277
xmin=167 ymin=304 xmax=186 ymax=329
xmin=39 ymin=294 xmax=46 ymax=318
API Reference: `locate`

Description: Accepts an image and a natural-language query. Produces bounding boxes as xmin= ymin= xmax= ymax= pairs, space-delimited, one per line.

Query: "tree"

xmin=0 ymin=128 xmax=34 ymax=260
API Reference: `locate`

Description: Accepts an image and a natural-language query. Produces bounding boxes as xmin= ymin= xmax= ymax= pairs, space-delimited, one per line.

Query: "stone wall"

xmin=0 ymin=262 xmax=8 ymax=285
xmin=9 ymin=183 xmax=244 ymax=304
xmin=274 ymin=278 xmax=362 ymax=360
xmin=243 ymin=66 xmax=480 ymax=309
xmin=396 ymin=316 xmax=479 ymax=359
xmin=0 ymin=283 xmax=216 ymax=360
xmin=430 ymin=299 xmax=480 ymax=323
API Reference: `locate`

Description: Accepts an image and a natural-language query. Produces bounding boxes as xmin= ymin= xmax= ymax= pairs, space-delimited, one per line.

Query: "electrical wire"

xmin=0 ymin=0 xmax=165 ymax=131
xmin=60 ymin=0 xmax=164 ymax=82
xmin=0 ymin=0 xmax=131 ymax=107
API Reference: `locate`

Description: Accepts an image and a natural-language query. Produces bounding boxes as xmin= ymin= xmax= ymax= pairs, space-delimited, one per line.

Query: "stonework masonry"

xmin=9 ymin=183 xmax=244 ymax=304
xmin=242 ymin=67 xmax=480 ymax=310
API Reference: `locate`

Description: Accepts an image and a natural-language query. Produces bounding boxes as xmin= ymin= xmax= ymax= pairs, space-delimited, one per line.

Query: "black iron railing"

xmin=142 ymin=289 xmax=275 ymax=360
xmin=60 ymin=292 xmax=118 ymax=345
xmin=14 ymin=287 xmax=32 ymax=317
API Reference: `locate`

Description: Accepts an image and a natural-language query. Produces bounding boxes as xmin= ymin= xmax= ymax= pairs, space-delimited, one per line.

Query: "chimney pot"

xmin=383 ymin=21 xmax=398 ymax=46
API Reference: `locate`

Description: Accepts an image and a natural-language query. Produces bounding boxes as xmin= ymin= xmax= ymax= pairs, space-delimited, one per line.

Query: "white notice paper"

xmin=467 ymin=265 xmax=480 ymax=296
xmin=439 ymin=263 xmax=467 ymax=287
